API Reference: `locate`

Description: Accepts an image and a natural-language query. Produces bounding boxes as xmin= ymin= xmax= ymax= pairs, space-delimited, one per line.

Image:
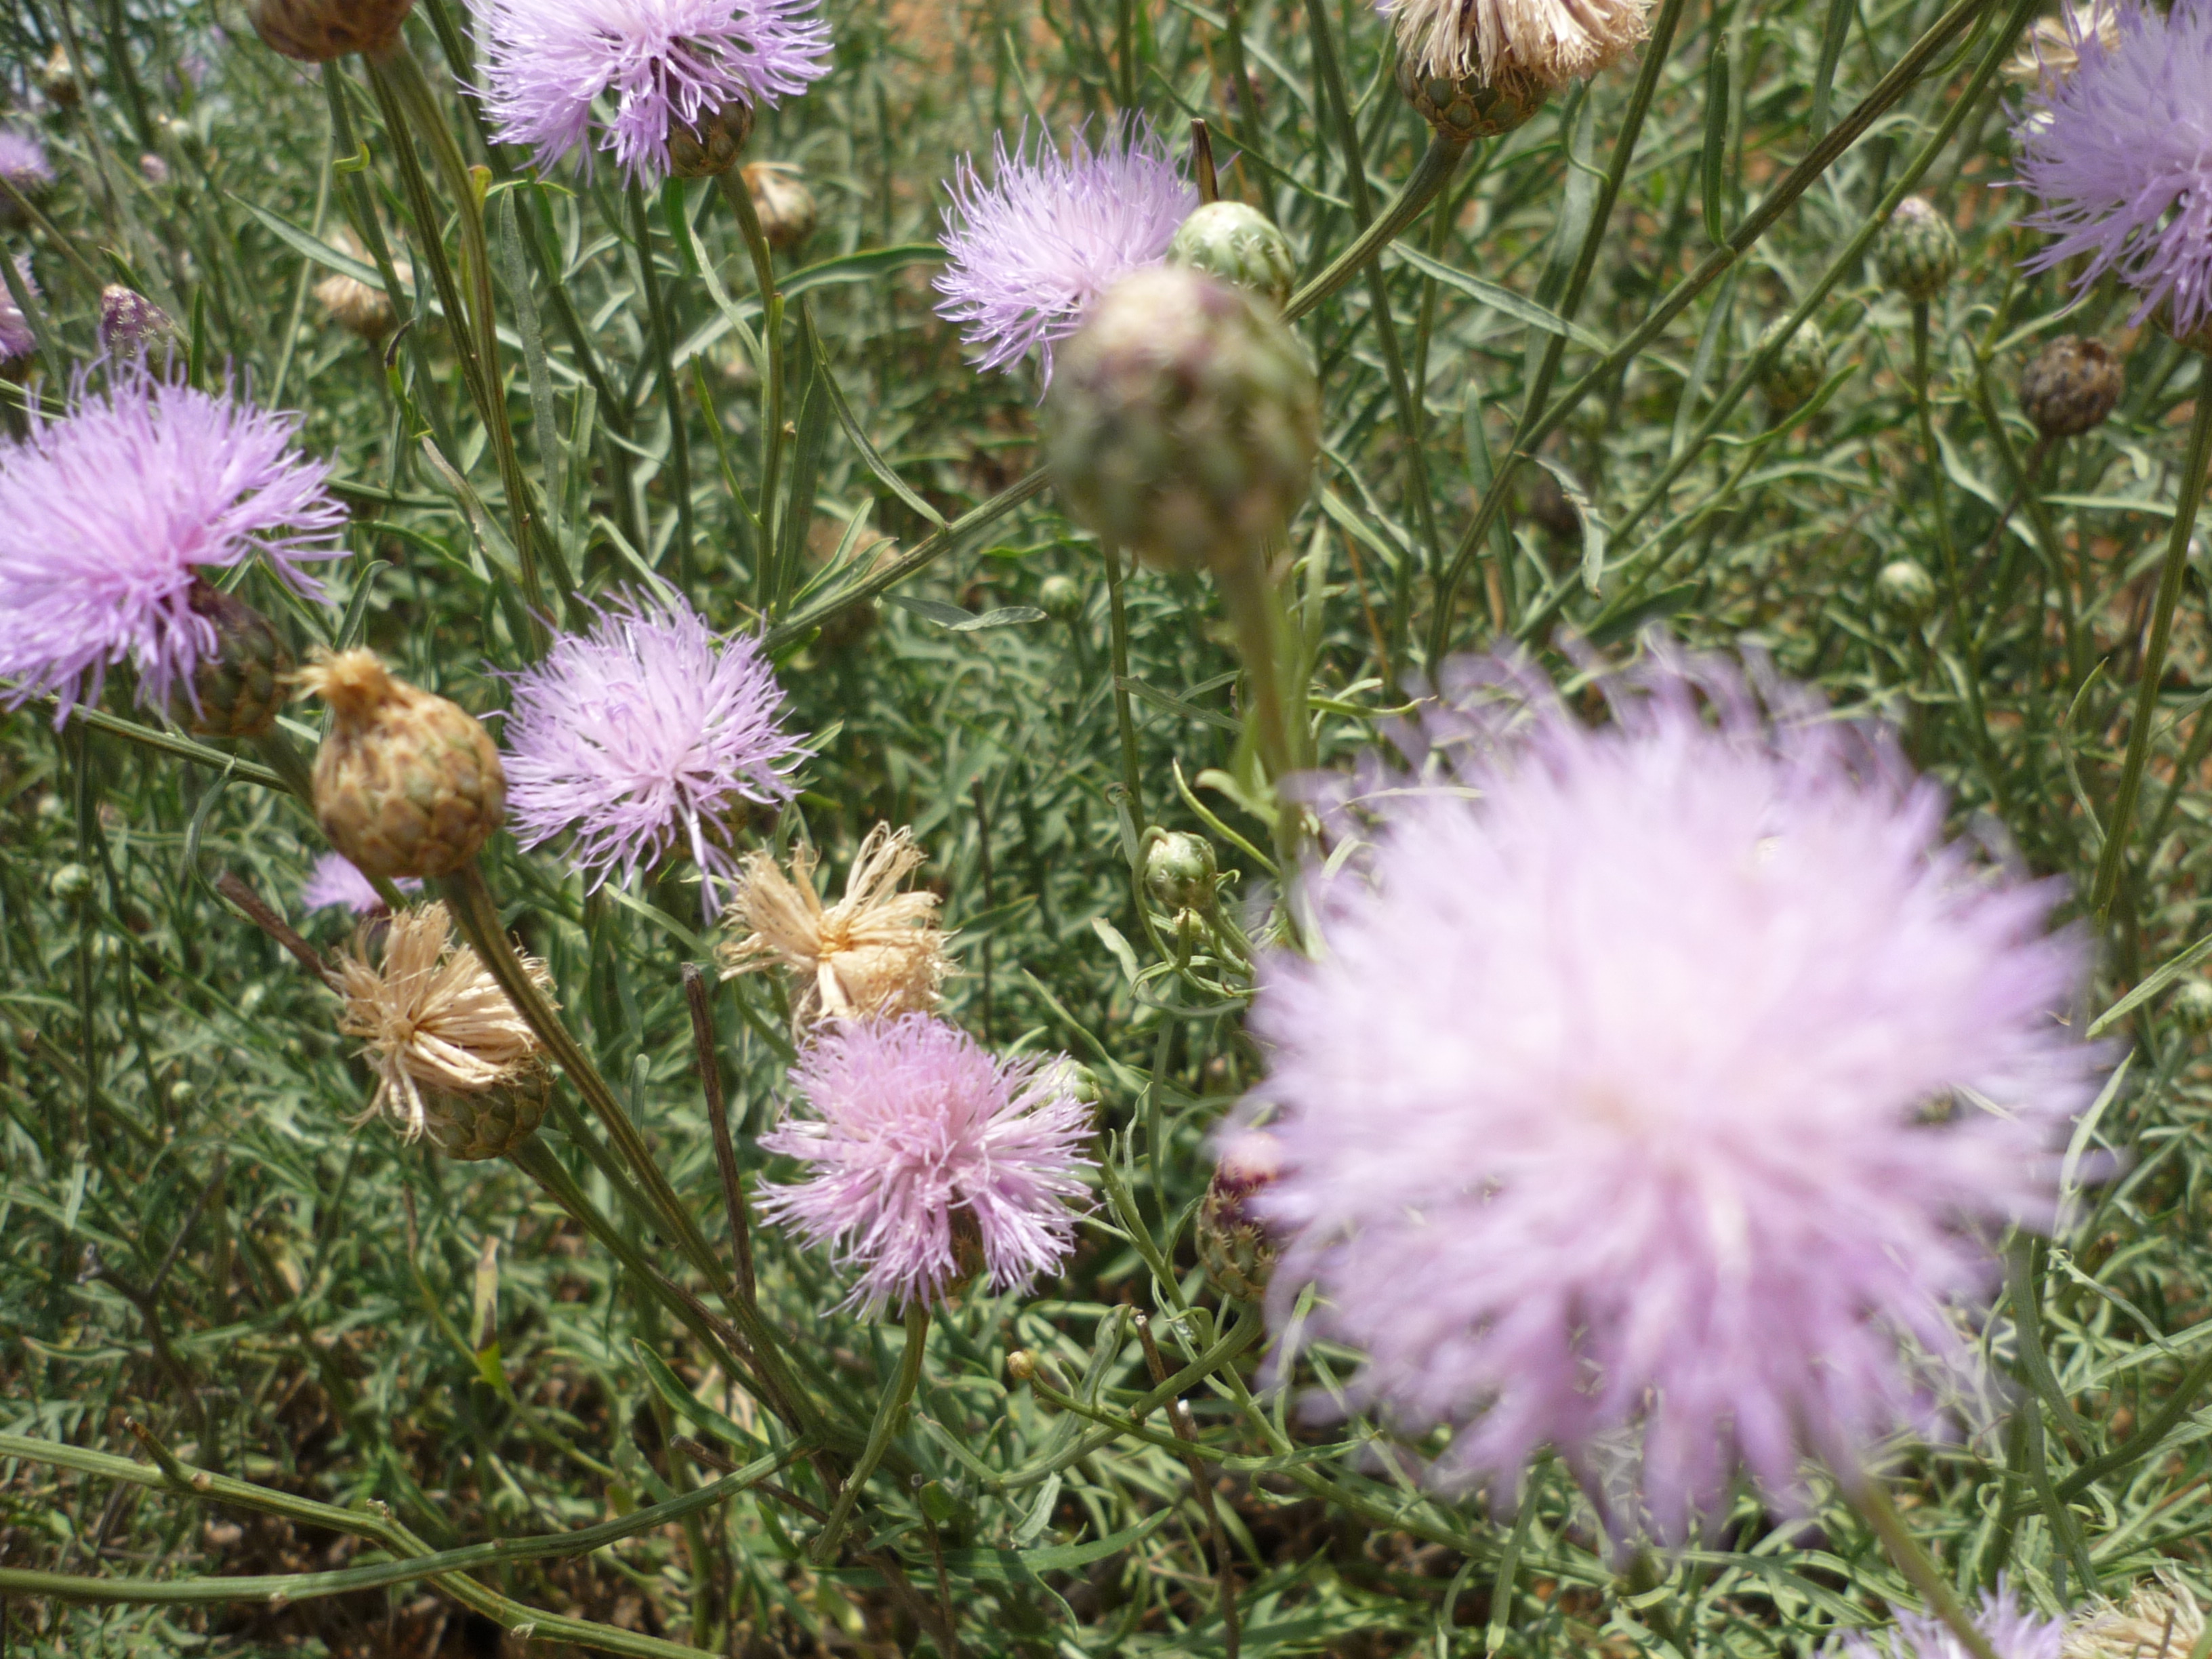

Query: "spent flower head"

xmin=2005 ymin=0 xmax=2123 ymax=87
xmin=1381 ymin=0 xmax=1651 ymax=91
xmin=2013 ymin=0 xmax=2212 ymax=337
xmin=935 ymin=121 xmax=1197 ymax=386
xmin=2062 ymin=1571 xmax=2205 ymax=1659
xmin=1249 ymin=643 xmax=2100 ymax=1536
xmin=1845 ymin=1587 xmax=2066 ymax=1659
xmin=0 ymin=256 xmax=37 ymax=362
xmin=301 ymin=852 xmax=421 ymax=915
xmin=0 ymin=365 xmax=346 ymax=721
xmin=470 ymin=0 xmax=831 ymax=185
xmin=502 ymin=590 xmax=804 ymax=916
xmin=757 ymin=1014 xmax=1095 ymax=1314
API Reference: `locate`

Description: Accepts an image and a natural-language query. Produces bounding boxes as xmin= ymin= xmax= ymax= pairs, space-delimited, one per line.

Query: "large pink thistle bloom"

xmin=0 ymin=367 xmax=347 ymax=722
xmin=501 ymin=590 xmax=804 ymax=917
xmin=1250 ymin=645 xmax=2102 ymax=1537
xmin=935 ymin=121 xmax=1197 ymax=386
xmin=1842 ymin=1586 xmax=2064 ymax=1659
xmin=470 ymin=0 xmax=832 ymax=186
xmin=758 ymin=1016 xmax=1096 ymax=1315
xmin=2013 ymin=0 xmax=2212 ymax=335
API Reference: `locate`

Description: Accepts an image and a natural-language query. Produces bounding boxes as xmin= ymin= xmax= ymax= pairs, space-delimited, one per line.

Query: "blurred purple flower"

xmin=470 ymin=0 xmax=832 ymax=185
xmin=935 ymin=121 xmax=1197 ymax=384
xmin=0 ymin=128 xmax=53 ymax=192
xmin=0 ymin=367 xmax=346 ymax=722
xmin=2013 ymin=0 xmax=2212 ymax=335
xmin=758 ymin=1015 xmax=1096 ymax=1315
xmin=0 ymin=257 xmax=37 ymax=362
xmin=1248 ymin=644 xmax=2101 ymax=1537
xmin=1841 ymin=1585 xmax=2064 ymax=1659
xmin=501 ymin=589 xmax=804 ymax=916
xmin=301 ymin=851 xmax=421 ymax=914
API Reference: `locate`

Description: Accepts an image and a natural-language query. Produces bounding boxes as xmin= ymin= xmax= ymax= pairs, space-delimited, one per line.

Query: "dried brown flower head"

xmin=716 ymin=823 xmax=949 ymax=1026
xmin=1388 ymin=0 xmax=1650 ymax=94
xmin=330 ymin=901 xmax=554 ymax=1158
xmin=314 ymin=229 xmax=409 ymax=342
xmin=2064 ymin=1570 xmax=2204 ymax=1659
xmin=2005 ymin=0 xmax=2122 ymax=88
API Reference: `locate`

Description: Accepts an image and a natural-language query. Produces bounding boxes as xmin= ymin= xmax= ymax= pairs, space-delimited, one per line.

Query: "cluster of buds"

xmin=2020 ymin=335 xmax=2124 ymax=439
xmin=716 ymin=823 xmax=951 ymax=1029
xmin=329 ymin=901 xmax=554 ymax=1160
xmin=292 ymin=649 xmax=507 ymax=882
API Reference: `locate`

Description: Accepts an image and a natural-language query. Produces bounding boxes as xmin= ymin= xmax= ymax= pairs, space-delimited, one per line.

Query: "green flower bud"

xmin=1052 ymin=1059 xmax=1103 ymax=1107
xmin=177 ymin=579 xmax=294 ymax=740
xmin=1394 ymin=54 xmax=1548 ymax=141
xmin=665 ymin=101 xmax=755 ymax=180
xmin=1757 ymin=319 xmax=1829 ymax=415
xmin=1145 ymin=832 xmax=1218 ymax=913
xmin=1875 ymin=197 xmax=1960 ymax=303
xmin=1036 ymin=573 xmax=1086 ymax=622
xmin=49 ymin=863 xmax=93 ymax=905
xmin=421 ymin=1055 xmax=554 ymax=1161
xmin=1044 ymin=266 xmax=1319 ymax=575
xmin=2020 ymin=336 xmax=2124 ymax=440
xmin=1876 ymin=558 xmax=1939 ymax=621
xmin=2172 ymin=977 xmax=2212 ymax=1031
xmin=1167 ymin=201 xmax=1297 ymax=310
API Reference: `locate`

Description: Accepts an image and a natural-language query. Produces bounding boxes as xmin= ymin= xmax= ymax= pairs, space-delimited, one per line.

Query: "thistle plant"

xmin=9 ymin=0 xmax=2212 ymax=1652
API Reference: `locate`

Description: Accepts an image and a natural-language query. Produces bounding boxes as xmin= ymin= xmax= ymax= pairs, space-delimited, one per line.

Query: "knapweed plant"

xmin=7 ymin=0 xmax=2212 ymax=1653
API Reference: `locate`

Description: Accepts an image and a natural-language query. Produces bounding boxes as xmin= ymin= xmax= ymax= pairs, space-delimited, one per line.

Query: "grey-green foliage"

xmin=3 ymin=0 xmax=2212 ymax=1652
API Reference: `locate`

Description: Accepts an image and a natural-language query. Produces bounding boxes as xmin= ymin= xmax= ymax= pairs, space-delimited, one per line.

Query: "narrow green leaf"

xmin=1385 ymin=244 xmax=1610 ymax=352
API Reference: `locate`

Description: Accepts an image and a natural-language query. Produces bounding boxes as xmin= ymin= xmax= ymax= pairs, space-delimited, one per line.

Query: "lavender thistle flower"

xmin=0 ymin=257 xmax=37 ymax=362
xmin=1844 ymin=1586 xmax=2066 ymax=1659
xmin=0 ymin=128 xmax=54 ymax=192
xmin=758 ymin=1015 xmax=1096 ymax=1315
xmin=501 ymin=590 xmax=804 ymax=916
xmin=935 ymin=122 xmax=1197 ymax=385
xmin=0 ymin=368 xmax=347 ymax=722
xmin=1249 ymin=645 xmax=2100 ymax=1537
xmin=470 ymin=0 xmax=832 ymax=185
xmin=300 ymin=851 xmax=421 ymax=914
xmin=2013 ymin=0 xmax=2212 ymax=337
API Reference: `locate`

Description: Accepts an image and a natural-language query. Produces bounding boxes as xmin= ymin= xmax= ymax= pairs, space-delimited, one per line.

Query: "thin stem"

xmin=682 ymin=962 xmax=756 ymax=1303
xmin=1105 ymin=544 xmax=1146 ymax=828
xmin=1853 ymin=1479 xmax=2003 ymax=1659
xmin=714 ymin=167 xmax=788 ymax=609
xmin=2090 ymin=376 xmax=2212 ymax=924
xmin=1284 ymin=134 xmax=1466 ymax=324
xmin=630 ymin=179 xmax=698 ymax=578
xmin=811 ymin=1302 xmax=929 ymax=1565
xmin=1135 ymin=1312 xmax=1241 ymax=1659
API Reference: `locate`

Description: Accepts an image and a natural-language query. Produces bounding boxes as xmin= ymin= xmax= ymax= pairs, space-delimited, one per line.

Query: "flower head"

xmin=2004 ymin=0 xmax=2123 ymax=87
xmin=0 ymin=367 xmax=346 ymax=722
xmin=757 ymin=1014 xmax=1095 ymax=1314
xmin=470 ymin=0 xmax=832 ymax=185
xmin=1381 ymin=0 xmax=1650 ymax=91
xmin=328 ymin=901 xmax=550 ymax=1141
xmin=0 ymin=256 xmax=37 ymax=362
xmin=717 ymin=823 xmax=951 ymax=1025
xmin=2013 ymin=0 xmax=2212 ymax=337
xmin=301 ymin=851 xmax=421 ymax=915
xmin=1847 ymin=1587 xmax=2066 ymax=1659
xmin=935 ymin=122 xmax=1197 ymax=385
xmin=0 ymin=128 xmax=54 ymax=192
xmin=2063 ymin=1570 xmax=2204 ymax=1659
xmin=503 ymin=590 xmax=804 ymax=916
xmin=1250 ymin=644 xmax=2100 ymax=1536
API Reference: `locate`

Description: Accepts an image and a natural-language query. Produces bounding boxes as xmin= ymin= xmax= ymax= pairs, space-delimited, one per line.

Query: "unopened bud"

xmin=251 ymin=0 xmax=415 ymax=63
xmin=2020 ymin=336 xmax=2123 ymax=439
xmin=743 ymin=161 xmax=817 ymax=250
xmin=315 ymin=230 xmax=405 ymax=343
xmin=2173 ymin=977 xmax=2212 ymax=1031
xmin=139 ymin=152 xmax=169 ymax=186
xmin=1875 ymin=197 xmax=1959 ymax=303
xmin=1036 ymin=573 xmax=1085 ymax=622
xmin=1757 ymin=319 xmax=1828 ymax=415
xmin=293 ymin=649 xmax=506 ymax=882
xmin=1044 ymin=266 xmax=1319 ymax=575
xmin=666 ymin=100 xmax=754 ymax=180
xmin=178 ymin=579 xmax=293 ymax=739
xmin=1051 ymin=1059 xmax=1102 ymax=1108
xmin=1168 ymin=201 xmax=1296 ymax=310
xmin=50 ymin=863 xmax=93 ymax=905
xmin=1395 ymin=55 xmax=1547 ymax=141
xmin=1145 ymin=832 xmax=1218 ymax=913
xmin=39 ymin=45 xmax=79 ymax=108
xmin=1875 ymin=558 xmax=1939 ymax=621
xmin=1005 ymin=1348 xmax=1039 ymax=1384
xmin=98 ymin=285 xmax=173 ymax=356
xmin=1198 ymin=1128 xmax=1282 ymax=1303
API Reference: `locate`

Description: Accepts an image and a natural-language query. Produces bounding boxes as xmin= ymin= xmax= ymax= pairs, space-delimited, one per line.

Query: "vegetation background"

xmin=3 ymin=0 xmax=2211 ymax=1652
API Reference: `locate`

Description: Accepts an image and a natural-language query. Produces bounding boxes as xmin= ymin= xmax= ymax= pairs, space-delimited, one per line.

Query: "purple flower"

xmin=300 ymin=852 xmax=420 ymax=914
xmin=2013 ymin=0 xmax=2212 ymax=335
xmin=0 ymin=128 xmax=54 ymax=192
xmin=0 ymin=257 xmax=37 ymax=362
xmin=1842 ymin=1586 xmax=2064 ymax=1659
xmin=1248 ymin=645 xmax=2100 ymax=1538
xmin=0 ymin=367 xmax=347 ymax=722
xmin=470 ymin=0 xmax=832 ymax=185
xmin=935 ymin=122 xmax=1197 ymax=385
xmin=501 ymin=589 xmax=804 ymax=916
xmin=758 ymin=1015 xmax=1096 ymax=1315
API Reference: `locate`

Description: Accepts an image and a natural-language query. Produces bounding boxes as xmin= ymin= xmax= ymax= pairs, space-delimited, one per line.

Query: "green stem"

xmin=2089 ymin=377 xmax=2212 ymax=924
xmin=715 ymin=167 xmax=789 ymax=610
xmin=2056 ymin=1336 xmax=2212 ymax=1501
xmin=1105 ymin=544 xmax=1146 ymax=828
xmin=1853 ymin=1480 xmax=2003 ymax=1659
xmin=630 ymin=179 xmax=698 ymax=579
xmin=1283 ymin=133 xmax=1466 ymax=324
xmin=811 ymin=1302 xmax=929 ymax=1565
